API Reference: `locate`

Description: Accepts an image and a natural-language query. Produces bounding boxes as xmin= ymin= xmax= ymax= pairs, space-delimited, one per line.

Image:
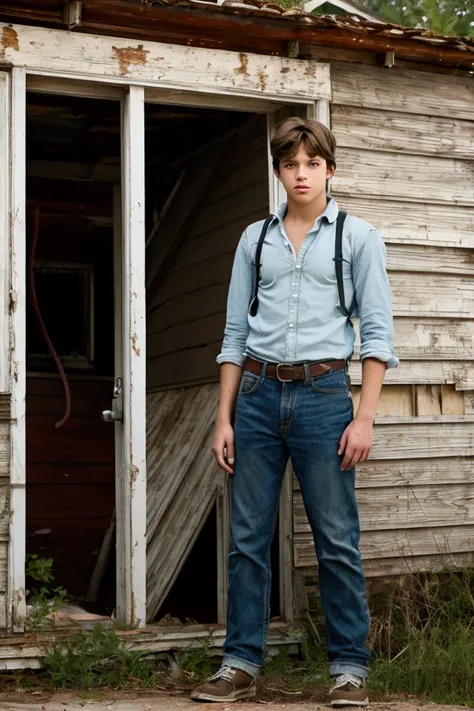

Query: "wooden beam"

xmin=85 ymin=508 xmax=115 ymax=604
xmin=146 ymin=138 xmax=227 ymax=302
xmin=0 ymin=3 xmax=473 ymax=68
xmin=8 ymin=67 xmax=26 ymax=634
xmin=62 ymin=1 xmax=82 ymax=31
xmin=145 ymin=170 xmax=185 ymax=250
xmin=26 ymin=75 xmax=123 ymax=101
xmin=117 ymin=86 xmax=147 ymax=629
xmin=0 ymin=23 xmax=331 ymax=103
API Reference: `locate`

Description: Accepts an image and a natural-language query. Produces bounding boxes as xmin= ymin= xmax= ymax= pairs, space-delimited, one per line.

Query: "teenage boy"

xmin=191 ymin=118 xmax=398 ymax=706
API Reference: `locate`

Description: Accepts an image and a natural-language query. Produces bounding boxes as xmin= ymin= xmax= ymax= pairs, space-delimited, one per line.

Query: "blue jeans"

xmin=222 ymin=364 xmax=370 ymax=679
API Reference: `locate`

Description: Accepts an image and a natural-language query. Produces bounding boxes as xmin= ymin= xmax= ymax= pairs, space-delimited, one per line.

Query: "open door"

xmin=102 ymin=87 xmax=147 ymax=628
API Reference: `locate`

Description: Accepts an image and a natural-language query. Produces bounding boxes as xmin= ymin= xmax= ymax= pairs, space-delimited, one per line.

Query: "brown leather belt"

xmin=244 ymin=357 xmax=346 ymax=382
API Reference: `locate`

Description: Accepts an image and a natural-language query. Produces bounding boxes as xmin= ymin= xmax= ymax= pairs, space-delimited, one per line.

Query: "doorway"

xmin=145 ymin=105 xmax=282 ymax=625
xmin=25 ymin=91 xmax=119 ymax=616
xmin=23 ymin=87 xmax=289 ymax=627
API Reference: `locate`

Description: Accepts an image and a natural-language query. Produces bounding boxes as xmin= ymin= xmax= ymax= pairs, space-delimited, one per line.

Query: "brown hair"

xmin=271 ymin=117 xmax=336 ymax=171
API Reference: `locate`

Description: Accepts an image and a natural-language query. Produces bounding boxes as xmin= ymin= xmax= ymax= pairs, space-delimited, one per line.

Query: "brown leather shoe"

xmin=190 ymin=666 xmax=256 ymax=702
xmin=328 ymin=673 xmax=369 ymax=707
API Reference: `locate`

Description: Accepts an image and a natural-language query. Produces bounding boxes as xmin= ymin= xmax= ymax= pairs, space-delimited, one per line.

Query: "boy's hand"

xmin=338 ymin=417 xmax=373 ymax=471
xmin=212 ymin=422 xmax=235 ymax=474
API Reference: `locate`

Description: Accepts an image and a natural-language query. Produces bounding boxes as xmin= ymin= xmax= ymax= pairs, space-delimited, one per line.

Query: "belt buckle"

xmin=276 ymin=363 xmax=294 ymax=383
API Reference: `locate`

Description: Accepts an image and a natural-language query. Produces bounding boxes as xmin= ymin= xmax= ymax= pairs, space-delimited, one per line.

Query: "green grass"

xmin=42 ymin=625 xmax=163 ymax=689
xmin=302 ymin=568 xmax=474 ymax=706
xmin=366 ymin=570 xmax=474 ymax=706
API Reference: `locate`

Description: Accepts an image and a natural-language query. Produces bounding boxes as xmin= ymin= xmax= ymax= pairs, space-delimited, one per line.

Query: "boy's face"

xmin=274 ymin=145 xmax=334 ymax=205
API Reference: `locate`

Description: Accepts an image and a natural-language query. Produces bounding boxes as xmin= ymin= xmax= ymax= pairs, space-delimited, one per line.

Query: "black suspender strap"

xmin=249 ymin=215 xmax=273 ymax=317
xmin=334 ymin=210 xmax=356 ymax=326
xmin=334 ymin=210 xmax=348 ymax=316
xmin=249 ymin=210 xmax=356 ymax=325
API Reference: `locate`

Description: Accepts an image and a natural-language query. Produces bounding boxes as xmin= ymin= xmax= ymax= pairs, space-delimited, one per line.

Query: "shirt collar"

xmin=272 ymin=195 xmax=338 ymax=227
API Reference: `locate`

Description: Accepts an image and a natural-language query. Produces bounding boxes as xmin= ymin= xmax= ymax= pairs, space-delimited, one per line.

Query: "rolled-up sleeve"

xmin=216 ymin=232 xmax=252 ymax=367
xmin=353 ymin=229 xmax=399 ymax=369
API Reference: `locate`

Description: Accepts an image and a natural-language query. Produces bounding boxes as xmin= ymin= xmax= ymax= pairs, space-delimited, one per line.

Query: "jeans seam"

xmin=280 ymin=384 xmax=297 ymax=432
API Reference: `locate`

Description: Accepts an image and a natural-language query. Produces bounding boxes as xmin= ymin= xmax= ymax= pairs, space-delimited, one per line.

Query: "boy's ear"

xmin=326 ymin=165 xmax=335 ymax=180
xmin=273 ymin=166 xmax=280 ymax=180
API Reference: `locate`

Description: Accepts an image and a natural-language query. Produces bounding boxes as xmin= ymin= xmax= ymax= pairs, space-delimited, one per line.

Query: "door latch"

xmin=102 ymin=376 xmax=123 ymax=422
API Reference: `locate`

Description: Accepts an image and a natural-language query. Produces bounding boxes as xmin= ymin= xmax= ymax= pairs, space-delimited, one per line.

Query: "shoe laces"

xmin=331 ymin=673 xmax=364 ymax=690
xmin=209 ymin=666 xmax=237 ymax=683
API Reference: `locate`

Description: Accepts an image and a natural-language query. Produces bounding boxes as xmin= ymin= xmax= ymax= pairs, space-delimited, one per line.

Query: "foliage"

xmin=307 ymin=569 xmax=474 ymax=706
xmin=25 ymin=554 xmax=69 ymax=632
xmin=358 ymin=0 xmax=474 ymax=37
xmin=177 ymin=642 xmax=217 ymax=681
xmin=43 ymin=625 xmax=159 ymax=688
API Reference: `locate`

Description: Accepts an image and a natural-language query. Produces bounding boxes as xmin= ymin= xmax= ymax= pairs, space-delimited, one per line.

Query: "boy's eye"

xmin=309 ymin=161 xmax=319 ymax=167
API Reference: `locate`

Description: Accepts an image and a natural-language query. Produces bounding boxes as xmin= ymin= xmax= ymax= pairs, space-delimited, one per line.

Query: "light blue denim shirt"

xmin=217 ymin=197 xmax=399 ymax=369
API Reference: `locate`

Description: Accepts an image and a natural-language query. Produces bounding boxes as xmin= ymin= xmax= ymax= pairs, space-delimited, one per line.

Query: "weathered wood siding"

xmin=147 ymin=114 xmax=268 ymax=389
xmin=0 ymin=394 xmax=10 ymax=630
xmin=295 ymin=63 xmax=474 ymax=580
xmin=146 ymin=385 xmax=221 ymax=622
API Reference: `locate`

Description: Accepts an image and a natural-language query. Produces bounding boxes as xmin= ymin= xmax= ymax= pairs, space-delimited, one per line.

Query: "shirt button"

xmin=292 ymin=293 xmax=297 ymax=298
xmin=296 ymin=265 xmax=302 ymax=269
xmin=289 ymin=324 xmax=294 ymax=328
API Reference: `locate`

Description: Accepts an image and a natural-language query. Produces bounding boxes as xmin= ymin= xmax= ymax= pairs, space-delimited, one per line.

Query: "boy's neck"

xmin=285 ymin=194 xmax=328 ymax=223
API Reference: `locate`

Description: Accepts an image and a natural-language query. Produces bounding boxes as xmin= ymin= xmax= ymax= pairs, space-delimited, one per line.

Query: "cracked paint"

xmin=131 ymin=465 xmax=139 ymax=489
xmin=2 ymin=27 xmax=19 ymax=52
xmin=258 ymin=71 xmax=268 ymax=91
xmin=112 ymin=44 xmax=150 ymax=75
xmin=131 ymin=334 xmax=141 ymax=357
xmin=234 ymin=52 xmax=248 ymax=75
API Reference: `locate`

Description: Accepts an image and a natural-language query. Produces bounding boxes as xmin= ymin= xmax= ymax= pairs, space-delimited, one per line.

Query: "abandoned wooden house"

xmin=0 ymin=0 xmax=473 ymax=669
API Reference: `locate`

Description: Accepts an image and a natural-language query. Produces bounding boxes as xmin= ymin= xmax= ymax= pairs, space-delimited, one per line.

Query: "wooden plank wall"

xmin=145 ymin=115 xmax=269 ymax=621
xmin=0 ymin=394 xmax=10 ymax=630
xmin=26 ymin=377 xmax=115 ymax=600
xmin=147 ymin=114 xmax=269 ymax=389
xmin=295 ymin=63 xmax=474 ymax=580
xmin=146 ymin=385 xmax=221 ymax=622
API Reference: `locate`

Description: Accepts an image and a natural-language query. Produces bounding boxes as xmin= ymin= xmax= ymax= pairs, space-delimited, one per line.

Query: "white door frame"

xmin=4 ymin=21 xmax=330 ymax=630
xmin=8 ymin=67 xmax=27 ymax=633
xmin=116 ymin=86 xmax=147 ymax=627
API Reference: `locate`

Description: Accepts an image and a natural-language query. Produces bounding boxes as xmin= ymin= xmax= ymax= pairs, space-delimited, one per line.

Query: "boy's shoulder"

xmin=343 ymin=212 xmax=383 ymax=253
xmin=240 ymin=217 xmax=274 ymax=251
xmin=344 ymin=212 xmax=378 ymax=237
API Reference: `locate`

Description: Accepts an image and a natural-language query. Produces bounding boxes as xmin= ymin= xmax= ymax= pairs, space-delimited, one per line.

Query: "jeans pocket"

xmin=310 ymin=369 xmax=348 ymax=394
xmin=239 ymin=371 xmax=263 ymax=395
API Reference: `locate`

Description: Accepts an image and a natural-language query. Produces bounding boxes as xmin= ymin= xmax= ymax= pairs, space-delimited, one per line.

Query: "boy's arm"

xmin=339 ymin=229 xmax=398 ymax=471
xmin=214 ymin=233 xmax=253 ymax=474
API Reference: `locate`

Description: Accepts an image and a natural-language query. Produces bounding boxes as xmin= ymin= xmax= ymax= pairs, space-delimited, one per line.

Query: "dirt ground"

xmin=0 ymin=692 xmax=471 ymax=711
